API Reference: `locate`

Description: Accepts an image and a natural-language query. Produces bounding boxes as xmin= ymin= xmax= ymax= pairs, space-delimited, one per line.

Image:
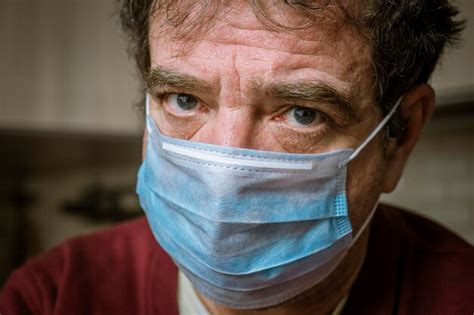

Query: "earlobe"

xmin=381 ymin=84 xmax=435 ymax=193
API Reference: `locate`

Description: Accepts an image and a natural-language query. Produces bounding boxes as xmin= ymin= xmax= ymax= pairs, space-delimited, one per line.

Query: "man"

xmin=1 ymin=1 xmax=472 ymax=314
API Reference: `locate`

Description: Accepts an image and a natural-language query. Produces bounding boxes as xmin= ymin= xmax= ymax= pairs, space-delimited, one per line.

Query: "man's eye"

xmin=285 ymin=106 xmax=325 ymax=127
xmin=168 ymin=93 xmax=199 ymax=111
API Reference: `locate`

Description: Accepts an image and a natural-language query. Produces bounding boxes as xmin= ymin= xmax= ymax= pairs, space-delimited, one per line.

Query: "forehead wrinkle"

xmin=156 ymin=18 xmax=349 ymax=60
xmin=152 ymin=12 xmax=371 ymax=81
xmin=200 ymin=25 xmax=370 ymax=83
xmin=231 ymin=49 xmax=242 ymax=102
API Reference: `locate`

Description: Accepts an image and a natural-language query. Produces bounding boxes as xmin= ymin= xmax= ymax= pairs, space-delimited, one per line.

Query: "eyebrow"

xmin=259 ymin=81 xmax=356 ymax=120
xmin=146 ymin=66 xmax=212 ymax=93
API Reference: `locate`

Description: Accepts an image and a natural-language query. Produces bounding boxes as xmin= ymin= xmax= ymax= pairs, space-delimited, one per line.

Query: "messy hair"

xmin=118 ymin=0 xmax=464 ymax=137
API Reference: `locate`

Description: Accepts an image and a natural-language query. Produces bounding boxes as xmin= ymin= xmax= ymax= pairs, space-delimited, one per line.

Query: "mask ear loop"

xmin=339 ymin=97 xmax=403 ymax=168
xmin=351 ymin=201 xmax=379 ymax=244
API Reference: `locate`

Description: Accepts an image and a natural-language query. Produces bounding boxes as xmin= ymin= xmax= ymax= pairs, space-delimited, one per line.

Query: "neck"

xmin=197 ymin=229 xmax=370 ymax=315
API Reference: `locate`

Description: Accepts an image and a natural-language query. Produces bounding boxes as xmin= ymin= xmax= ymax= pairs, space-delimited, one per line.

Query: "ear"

xmin=381 ymin=83 xmax=435 ymax=192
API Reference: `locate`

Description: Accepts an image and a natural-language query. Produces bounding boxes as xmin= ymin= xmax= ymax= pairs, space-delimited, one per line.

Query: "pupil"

xmin=294 ymin=107 xmax=316 ymax=125
xmin=177 ymin=94 xmax=198 ymax=110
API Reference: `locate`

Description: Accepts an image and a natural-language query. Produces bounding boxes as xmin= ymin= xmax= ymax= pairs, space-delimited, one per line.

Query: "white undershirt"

xmin=178 ymin=271 xmax=347 ymax=315
xmin=178 ymin=271 xmax=211 ymax=315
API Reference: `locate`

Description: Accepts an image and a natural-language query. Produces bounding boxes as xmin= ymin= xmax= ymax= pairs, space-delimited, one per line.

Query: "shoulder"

xmin=376 ymin=203 xmax=472 ymax=253
xmin=22 ymin=216 xmax=157 ymax=277
xmin=373 ymin=204 xmax=473 ymax=313
xmin=0 ymin=217 xmax=175 ymax=314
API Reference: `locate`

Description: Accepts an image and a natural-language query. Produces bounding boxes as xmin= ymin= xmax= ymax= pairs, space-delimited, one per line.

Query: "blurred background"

xmin=0 ymin=0 xmax=472 ymax=286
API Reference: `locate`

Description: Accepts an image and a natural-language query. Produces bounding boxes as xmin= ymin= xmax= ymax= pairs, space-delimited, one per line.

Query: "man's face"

xmin=147 ymin=2 xmax=387 ymax=231
xmin=146 ymin=1 xmax=391 ymax=307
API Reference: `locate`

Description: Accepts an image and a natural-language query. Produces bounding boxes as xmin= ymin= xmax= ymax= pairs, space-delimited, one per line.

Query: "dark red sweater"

xmin=1 ymin=205 xmax=473 ymax=314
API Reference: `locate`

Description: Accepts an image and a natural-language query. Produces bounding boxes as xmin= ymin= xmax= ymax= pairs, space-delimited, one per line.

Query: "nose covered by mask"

xmin=136 ymin=95 xmax=401 ymax=309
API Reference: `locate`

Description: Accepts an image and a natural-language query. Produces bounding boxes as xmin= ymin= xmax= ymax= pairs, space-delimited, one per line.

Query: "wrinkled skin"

xmin=144 ymin=2 xmax=434 ymax=314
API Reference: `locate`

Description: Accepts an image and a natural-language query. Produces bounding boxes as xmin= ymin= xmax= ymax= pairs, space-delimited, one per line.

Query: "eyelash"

xmin=274 ymin=107 xmax=332 ymax=138
xmin=154 ymin=92 xmax=177 ymax=102
xmin=281 ymin=102 xmax=334 ymax=122
xmin=158 ymin=91 xmax=204 ymax=103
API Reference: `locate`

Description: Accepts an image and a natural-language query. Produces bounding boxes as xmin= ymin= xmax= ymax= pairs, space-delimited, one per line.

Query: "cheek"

xmin=345 ymin=139 xmax=386 ymax=233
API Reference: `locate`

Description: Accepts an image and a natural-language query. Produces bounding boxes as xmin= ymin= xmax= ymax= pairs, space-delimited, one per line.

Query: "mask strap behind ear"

xmin=344 ymin=97 xmax=403 ymax=165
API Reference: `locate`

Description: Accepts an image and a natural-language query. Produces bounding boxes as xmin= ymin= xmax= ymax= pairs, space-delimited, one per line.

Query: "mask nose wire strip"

xmin=342 ymin=97 xmax=403 ymax=167
xmin=162 ymin=143 xmax=313 ymax=170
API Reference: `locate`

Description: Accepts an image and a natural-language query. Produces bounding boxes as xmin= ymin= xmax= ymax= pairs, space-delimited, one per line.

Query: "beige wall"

xmin=0 ymin=0 xmax=141 ymax=134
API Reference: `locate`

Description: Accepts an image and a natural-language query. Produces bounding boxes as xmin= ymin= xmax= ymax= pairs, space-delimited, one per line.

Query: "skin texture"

xmin=144 ymin=2 xmax=435 ymax=314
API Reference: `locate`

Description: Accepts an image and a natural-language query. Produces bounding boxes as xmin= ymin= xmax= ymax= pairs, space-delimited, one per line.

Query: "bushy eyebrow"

xmin=147 ymin=66 xmax=212 ymax=93
xmin=258 ymin=80 xmax=356 ymax=120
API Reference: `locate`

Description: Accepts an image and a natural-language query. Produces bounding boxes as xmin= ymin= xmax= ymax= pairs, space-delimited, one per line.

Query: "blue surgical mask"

xmin=136 ymin=95 xmax=401 ymax=309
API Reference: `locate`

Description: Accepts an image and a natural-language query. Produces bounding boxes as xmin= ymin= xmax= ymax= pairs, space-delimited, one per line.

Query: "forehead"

xmin=148 ymin=2 xmax=374 ymax=101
